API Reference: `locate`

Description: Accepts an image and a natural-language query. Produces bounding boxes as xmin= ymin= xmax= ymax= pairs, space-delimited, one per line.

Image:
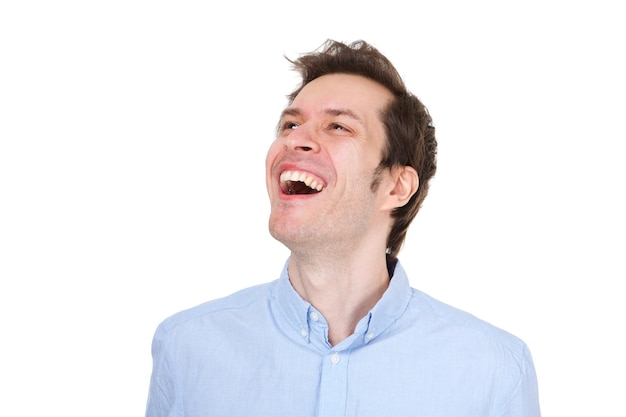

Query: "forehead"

xmin=290 ymin=73 xmax=393 ymax=119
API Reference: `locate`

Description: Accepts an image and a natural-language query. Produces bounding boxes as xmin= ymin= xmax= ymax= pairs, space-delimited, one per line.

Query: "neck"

xmin=287 ymin=250 xmax=391 ymax=346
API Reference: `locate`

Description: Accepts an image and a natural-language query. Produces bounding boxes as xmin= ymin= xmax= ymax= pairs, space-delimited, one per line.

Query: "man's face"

xmin=265 ymin=73 xmax=394 ymax=254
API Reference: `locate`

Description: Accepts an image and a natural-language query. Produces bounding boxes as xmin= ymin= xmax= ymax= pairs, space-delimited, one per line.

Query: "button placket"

xmin=318 ymin=349 xmax=349 ymax=416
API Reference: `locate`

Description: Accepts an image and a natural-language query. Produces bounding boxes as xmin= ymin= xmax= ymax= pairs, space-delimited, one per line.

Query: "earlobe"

xmin=383 ymin=166 xmax=419 ymax=210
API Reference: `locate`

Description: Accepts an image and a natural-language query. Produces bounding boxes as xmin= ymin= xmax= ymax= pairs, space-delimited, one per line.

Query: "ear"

xmin=381 ymin=166 xmax=419 ymax=210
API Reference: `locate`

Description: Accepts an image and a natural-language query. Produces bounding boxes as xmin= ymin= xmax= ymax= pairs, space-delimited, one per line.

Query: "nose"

xmin=284 ymin=123 xmax=320 ymax=153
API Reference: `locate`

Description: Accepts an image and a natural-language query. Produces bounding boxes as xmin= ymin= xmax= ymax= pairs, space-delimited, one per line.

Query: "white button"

xmin=300 ymin=329 xmax=308 ymax=337
xmin=366 ymin=332 xmax=375 ymax=340
xmin=331 ymin=353 xmax=340 ymax=364
xmin=310 ymin=312 xmax=319 ymax=321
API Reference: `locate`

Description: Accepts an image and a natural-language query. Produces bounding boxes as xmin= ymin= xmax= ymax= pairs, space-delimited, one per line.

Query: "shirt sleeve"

xmin=145 ymin=322 xmax=183 ymax=417
xmin=497 ymin=344 xmax=542 ymax=417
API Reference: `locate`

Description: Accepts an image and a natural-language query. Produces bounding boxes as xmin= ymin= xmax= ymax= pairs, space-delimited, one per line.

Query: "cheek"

xmin=332 ymin=143 xmax=380 ymax=175
xmin=265 ymin=141 xmax=281 ymax=190
xmin=265 ymin=141 xmax=280 ymax=171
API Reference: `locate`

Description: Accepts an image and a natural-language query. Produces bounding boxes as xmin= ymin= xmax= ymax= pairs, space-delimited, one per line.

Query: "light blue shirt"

xmin=146 ymin=259 xmax=541 ymax=417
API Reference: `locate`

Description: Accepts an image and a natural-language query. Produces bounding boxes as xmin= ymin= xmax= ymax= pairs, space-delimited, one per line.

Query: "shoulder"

xmin=408 ymin=287 xmax=528 ymax=357
xmin=403 ymin=289 xmax=540 ymax=415
xmin=154 ymin=281 xmax=277 ymax=338
xmin=408 ymin=289 xmax=536 ymax=397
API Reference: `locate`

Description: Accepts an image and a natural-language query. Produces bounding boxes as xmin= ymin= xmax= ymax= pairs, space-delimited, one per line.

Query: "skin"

xmin=265 ymin=73 xmax=418 ymax=345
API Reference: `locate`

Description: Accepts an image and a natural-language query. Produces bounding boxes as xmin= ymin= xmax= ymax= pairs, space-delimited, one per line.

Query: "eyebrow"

xmin=279 ymin=107 xmax=365 ymax=126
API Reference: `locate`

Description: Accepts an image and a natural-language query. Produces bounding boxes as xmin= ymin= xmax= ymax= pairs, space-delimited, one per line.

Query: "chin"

xmin=269 ymin=220 xmax=307 ymax=249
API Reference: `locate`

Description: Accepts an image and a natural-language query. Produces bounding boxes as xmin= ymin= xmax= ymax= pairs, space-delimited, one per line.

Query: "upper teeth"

xmin=280 ymin=170 xmax=324 ymax=192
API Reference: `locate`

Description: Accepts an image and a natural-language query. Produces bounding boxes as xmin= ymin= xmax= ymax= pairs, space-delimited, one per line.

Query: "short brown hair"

xmin=286 ymin=40 xmax=437 ymax=261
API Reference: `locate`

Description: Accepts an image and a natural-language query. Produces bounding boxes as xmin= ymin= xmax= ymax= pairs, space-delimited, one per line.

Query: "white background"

xmin=1 ymin=1 xmax=624 ymax=416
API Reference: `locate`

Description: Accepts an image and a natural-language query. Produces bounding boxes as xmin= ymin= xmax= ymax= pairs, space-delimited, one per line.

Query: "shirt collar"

xmin=270 ymin=257 xmax=413 ymax=351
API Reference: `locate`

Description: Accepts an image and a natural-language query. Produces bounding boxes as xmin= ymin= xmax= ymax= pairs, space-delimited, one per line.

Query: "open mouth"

xmin=280 ymin=170 xmax=324 ymax=195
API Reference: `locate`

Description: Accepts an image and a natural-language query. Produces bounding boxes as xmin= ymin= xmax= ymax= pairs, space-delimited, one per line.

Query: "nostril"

xmin=298 ymin=146 xmax=312 ymax=151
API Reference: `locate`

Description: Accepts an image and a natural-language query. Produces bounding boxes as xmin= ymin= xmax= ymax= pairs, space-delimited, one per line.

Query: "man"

xmin=145 ymin=40 xmax=541 ymax=417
